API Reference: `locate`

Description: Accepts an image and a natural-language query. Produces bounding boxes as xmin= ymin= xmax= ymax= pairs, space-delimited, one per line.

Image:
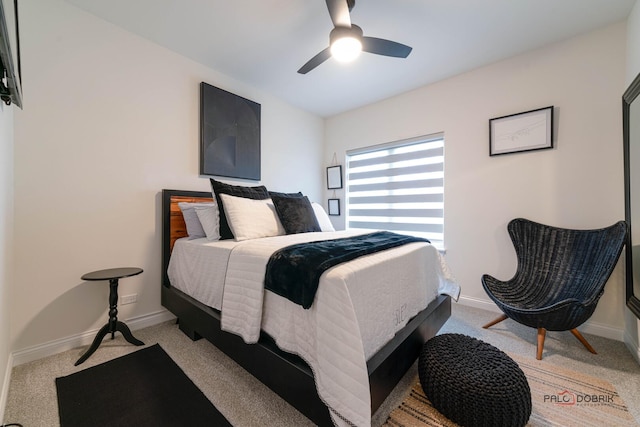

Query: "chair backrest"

xmin=507 ymin=218 xmax=627 ymax=303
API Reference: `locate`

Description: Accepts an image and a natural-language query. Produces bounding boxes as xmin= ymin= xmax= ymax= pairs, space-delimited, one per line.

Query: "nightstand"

xmin=75 ymin=267 xmax=145 ymax=365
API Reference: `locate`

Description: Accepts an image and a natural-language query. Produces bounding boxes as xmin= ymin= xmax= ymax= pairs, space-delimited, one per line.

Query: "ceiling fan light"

xmin=330 ymin=36 xmax=362 ymax=62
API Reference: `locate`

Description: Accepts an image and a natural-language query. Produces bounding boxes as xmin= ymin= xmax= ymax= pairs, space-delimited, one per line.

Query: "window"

xmin=346 ymin=134 xmax=444 ymax=249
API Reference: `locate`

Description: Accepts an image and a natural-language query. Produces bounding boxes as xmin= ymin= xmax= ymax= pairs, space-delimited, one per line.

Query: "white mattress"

xmin=167 ymin=230 xmax=459 ymax=427
xmin=167 ymin=237 xmax=239 ymax=310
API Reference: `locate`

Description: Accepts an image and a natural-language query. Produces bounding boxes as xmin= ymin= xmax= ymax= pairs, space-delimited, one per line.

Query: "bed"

xmin=160 ymin=188 xmax=457 ymax=426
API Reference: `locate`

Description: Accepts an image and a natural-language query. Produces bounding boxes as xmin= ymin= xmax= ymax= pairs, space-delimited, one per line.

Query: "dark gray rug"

xmin=55 ymin=344 xmax=231 ymax=427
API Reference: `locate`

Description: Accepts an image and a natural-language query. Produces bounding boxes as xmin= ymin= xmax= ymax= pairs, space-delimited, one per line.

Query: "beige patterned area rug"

xmin=383 ymin=353 xmax=637 ymax=427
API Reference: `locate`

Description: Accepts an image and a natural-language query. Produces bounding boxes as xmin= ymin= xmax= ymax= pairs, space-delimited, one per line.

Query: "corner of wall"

xmin=0 ymin=102 xmax=15 ymax=423
xmin=624 ymin=310 xmax=640 ymax=364
xmin=0 ymin=353 xmax=13 ymax=422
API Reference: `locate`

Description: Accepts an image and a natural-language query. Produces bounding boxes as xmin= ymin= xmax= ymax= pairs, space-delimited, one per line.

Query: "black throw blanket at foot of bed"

xmin=55 ymin=344 xmax=231 ymax=427
xmin=265 ymin=231 xmax=430 ymax=309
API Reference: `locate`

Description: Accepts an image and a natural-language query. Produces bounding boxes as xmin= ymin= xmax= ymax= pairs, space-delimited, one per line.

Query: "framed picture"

xmin=328 ymin=199 xmax=340 ymax=216
xmin=489 ymin=106 xmax=553 ymax=156
xmin=200 ymin=82 xmax=261 ymax=180
xmin=327 ymin=165 xmax=343 ymax=189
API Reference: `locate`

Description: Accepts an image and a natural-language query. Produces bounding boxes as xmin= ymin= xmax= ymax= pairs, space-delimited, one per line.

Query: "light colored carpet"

xmin=3 ymin=303 xmax=640 ymax=426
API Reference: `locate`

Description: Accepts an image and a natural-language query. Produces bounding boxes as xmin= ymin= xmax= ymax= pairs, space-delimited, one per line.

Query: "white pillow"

xmin=195 ymin=205 xmax=220 ymax=241
xmin=219 ymin=194 xmax=285 ymax=241
xmin=178 ymin=202 xmax=215 ymax=239
xmin=312 ymin=202 xmax=335 ymax=232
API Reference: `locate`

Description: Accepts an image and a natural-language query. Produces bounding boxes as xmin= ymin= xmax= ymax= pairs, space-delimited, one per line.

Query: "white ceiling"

xmin=64 ymin=0 xmax=636 ymax=117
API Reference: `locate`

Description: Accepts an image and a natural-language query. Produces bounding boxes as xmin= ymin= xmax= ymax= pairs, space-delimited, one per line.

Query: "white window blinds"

xmin=346 ymin=134 xmax=444 ymax=248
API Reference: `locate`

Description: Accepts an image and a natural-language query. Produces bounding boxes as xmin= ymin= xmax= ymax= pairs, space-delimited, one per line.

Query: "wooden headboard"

xmin=161 ymin=189 xmax=213 ymax=287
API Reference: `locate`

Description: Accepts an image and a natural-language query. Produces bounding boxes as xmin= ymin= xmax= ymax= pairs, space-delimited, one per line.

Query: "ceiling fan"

xmin=298 ymin=0 xmax=412 ymax=74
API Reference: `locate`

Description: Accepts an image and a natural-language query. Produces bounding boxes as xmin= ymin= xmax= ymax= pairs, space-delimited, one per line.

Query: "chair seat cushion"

xmin=418 ymin=333 xmax=531 ymax=427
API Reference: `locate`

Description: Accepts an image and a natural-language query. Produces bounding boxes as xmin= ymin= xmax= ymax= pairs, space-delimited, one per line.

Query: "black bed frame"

xmin=160 ymin=189 xmax=451 ymax=426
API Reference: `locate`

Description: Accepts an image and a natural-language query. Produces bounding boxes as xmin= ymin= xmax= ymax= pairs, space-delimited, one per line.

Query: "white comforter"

xmin=220 ymin=231 xmax=459 ymax=427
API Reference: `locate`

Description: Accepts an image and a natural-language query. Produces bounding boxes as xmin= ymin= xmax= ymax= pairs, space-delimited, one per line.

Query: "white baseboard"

xmin=11 ymin=309 xmax=176 ymax=367
xmin=0 ymin=352 xmax=13 ymax=423
xmin=580 ymin=321 xmax=625 ymax=341
xmin=455 ymin=295 xmax=625 ymax=341
xmin=456 ymin=295 xmax=502 ymax=313
xmin=624 ymin=328 xmax=640 ymax=365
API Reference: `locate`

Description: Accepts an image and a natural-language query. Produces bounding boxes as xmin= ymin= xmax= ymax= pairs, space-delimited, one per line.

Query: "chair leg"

xmin=570 ymin=328 xmax=597 ymax=354
xmin=536 ymin=328 xmax=546 ymax=360
xmin=482 ymin=314 xmax=508 ymax=329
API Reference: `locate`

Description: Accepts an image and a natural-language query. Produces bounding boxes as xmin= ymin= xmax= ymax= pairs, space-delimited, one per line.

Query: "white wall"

xmin=627 ymin=1 xmax=640 ymax=85
xmin=10 ymin=0 xmax=324 ymax=355
xmin=0 ymin=101 xmax=15 ymax=421
xmin=326 ymin=23 xmax=628 ymax=338
xmin=625 ymin=0 xmax=640 ymax=361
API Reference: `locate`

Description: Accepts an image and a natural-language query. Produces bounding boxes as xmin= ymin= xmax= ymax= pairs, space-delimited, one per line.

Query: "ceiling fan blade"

xmin=298 ymin=47 xmax=332 ymax=74
xmin=362 ymin=37 xmax=412 ymax=58
xmin=325 ymin=0 xmax=351 ymax=28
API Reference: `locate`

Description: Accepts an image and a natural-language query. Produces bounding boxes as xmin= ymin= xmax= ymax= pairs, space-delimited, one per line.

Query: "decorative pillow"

xmin=195 ymin=205 xmax=220 ymax=241
xmin=268 ymin=191 xmax=303 ymax=199
xmin=219 ymin=194 xmax=285 ymax=241
xmin=178 ymin=202 xmax=215 ymax=239
xmin=210 ymin=179 xmax=269 ymax=240
xmin=311 ymin=202 xmax=336 ymax=232
xmin=271 ymin=194 xmax=321 ymax=234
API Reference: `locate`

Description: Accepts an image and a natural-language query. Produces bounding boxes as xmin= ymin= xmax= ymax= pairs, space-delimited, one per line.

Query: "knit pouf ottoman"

xmin=418 ymin=333 xmax=531 ymax=427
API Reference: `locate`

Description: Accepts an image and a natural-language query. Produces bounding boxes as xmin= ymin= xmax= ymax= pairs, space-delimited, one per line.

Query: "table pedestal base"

xmin=75 ymin=275 xmax=145 ymax=366
xmin=75 ymin=321 xmax=144 ymax=366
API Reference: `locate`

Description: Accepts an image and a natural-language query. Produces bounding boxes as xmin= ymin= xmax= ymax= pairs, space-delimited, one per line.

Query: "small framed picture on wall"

xmin=327 ymin=165 xmax=343 ymax=189
xmin=328 ymin=199 xmax=340 ymax=216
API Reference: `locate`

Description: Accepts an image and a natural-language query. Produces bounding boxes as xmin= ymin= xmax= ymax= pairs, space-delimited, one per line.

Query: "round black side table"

xmin=75 ymin=267 xmax=145 ymax=366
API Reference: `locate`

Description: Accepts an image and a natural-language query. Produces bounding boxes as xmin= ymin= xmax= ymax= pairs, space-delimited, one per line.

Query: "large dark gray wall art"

xmin=200 ymin=82 xmax=261 ymax=180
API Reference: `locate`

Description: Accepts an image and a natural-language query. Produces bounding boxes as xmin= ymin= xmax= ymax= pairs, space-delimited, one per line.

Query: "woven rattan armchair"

xmin=482 ymin=218 xmax=627 ymax=360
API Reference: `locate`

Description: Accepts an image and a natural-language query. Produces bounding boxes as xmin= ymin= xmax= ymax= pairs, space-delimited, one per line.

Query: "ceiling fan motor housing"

xmin=330 ymin=24 xmax=363 ymax=44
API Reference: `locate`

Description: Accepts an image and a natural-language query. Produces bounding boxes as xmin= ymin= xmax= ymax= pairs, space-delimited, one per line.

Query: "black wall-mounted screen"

xmin=0 ymin=0 xmax=21 ymax=108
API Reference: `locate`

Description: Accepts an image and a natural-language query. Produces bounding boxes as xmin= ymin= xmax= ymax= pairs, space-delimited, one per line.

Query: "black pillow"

xmin=210 ymin=179 xmax=269 ymax=240
xmin=268 ymin=191 xmax=303 ymax=199
xmin=271 ymin=194 xmax=321 ymax=234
